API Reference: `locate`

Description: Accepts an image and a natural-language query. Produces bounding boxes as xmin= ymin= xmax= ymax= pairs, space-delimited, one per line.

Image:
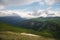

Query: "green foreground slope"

xmin=19 ymin=17 xmax=60 ymax=39
xmin=0 ymin=17 xmax=60 ymax=40
xmin=0 ymin=22 xmax=37 ymax=33
xmin=0 ymin=22 xmax=55 ymax=40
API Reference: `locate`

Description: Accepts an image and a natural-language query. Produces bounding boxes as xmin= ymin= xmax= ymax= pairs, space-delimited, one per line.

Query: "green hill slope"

xmin=0 ymin=22 xmax=27 ymax=32
xmin=0 ymin=22 xmax=55 ymax=40
xmin=0 ymin=22 xmax=38 ymax=33
xmin=19 ymin=17 xmax=60 ymax=39
xmin=0 ymin=17 xmax=60 ymax=40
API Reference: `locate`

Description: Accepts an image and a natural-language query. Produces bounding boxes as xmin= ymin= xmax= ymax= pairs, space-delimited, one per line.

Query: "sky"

xmin=0 ymin=0 xmax=60 ymax=18
xmin=0 ymin=0 xmax=60 ymax=10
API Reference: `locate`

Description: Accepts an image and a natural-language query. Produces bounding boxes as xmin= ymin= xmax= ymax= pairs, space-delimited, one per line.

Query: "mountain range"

xmin=0 ymin=11 xmax=60 ymax=40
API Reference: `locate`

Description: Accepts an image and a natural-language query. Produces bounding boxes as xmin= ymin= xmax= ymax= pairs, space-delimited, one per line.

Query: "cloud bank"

xmin=0 ymin=10 xmax=60 ymax=18
xmin=45 ymin=0 xmax=60 ymax=5
xmin=0 ymin=0 xmax=60 ymax=7
xmin=0 ymin=0 xmax=39 ymax=6
xmin=0 ymin=0 xmax=60 ymax=18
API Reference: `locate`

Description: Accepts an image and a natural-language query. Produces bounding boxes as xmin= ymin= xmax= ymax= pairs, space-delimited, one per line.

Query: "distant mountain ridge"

xmin=18 ymin=17 xmax=60 ymax=38
xmin=0 ymin=16 xmax=60 ymax=39
xmin=0 ymin=16 xmax=26 ymax=25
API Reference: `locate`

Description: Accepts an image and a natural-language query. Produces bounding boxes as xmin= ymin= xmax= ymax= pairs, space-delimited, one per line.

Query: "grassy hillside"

xmin=0 ymin=17 xmax=60 ymax=40
xmin=19 ymin=17 xmax=60 ymax=39
xmin=0 ymin=22 xmax=27 ymax=32
xmin=0 ymin=22 xmax=55 ymax=40
xmin=0 ymin=31 xmax=55 ymax=40
xmin=0 ymin=22 xmax=38 ymax=33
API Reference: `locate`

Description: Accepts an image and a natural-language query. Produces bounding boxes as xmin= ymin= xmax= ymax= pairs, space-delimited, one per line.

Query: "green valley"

xmin=0 ymin=17 xmax=60 ymax=40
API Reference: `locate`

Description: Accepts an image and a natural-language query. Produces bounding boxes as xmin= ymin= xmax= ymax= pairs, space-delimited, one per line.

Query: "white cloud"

xmin=46 ymin=10 xmax=60 ymax=17
xmin=45 ymin=0 xmax=55 ymax=5
xmin=45 ymin=0 xmax=60 ymax=5
xmin=0 ymin=0 xmax=60 ymax=10
xmin=46 ymin=7 xmax=52 ymax=10
xmin=0 ymin=10 xmax=60 ymax=18
xmin=0 ymin=10 xmax=39 ymax=19
xmin=0 ymin=5 xmax=5 ymax=9
xmin=0 ymin=0 xmax=41 ymax=10
xmin=38 ymin=9 xmax=60 ymax=17
xmin=0 ymin=0 xmax=39 ymax=6
xmin=39 ymin=1 xmax=45 ymax=5
xmin=55 ymin=11 xmax=60 ymax=17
